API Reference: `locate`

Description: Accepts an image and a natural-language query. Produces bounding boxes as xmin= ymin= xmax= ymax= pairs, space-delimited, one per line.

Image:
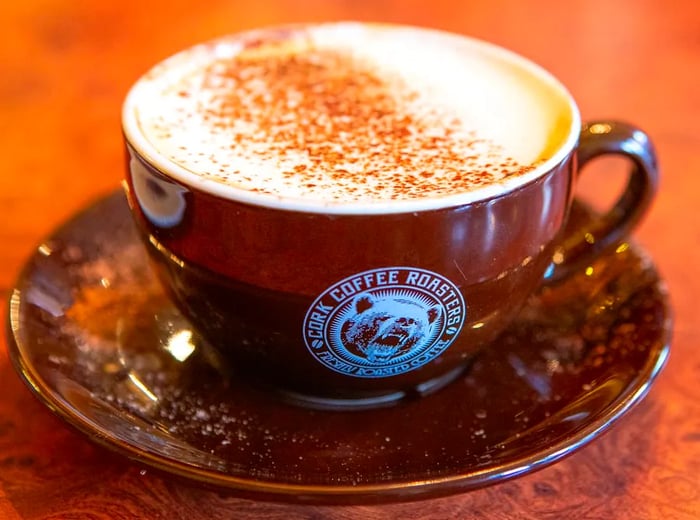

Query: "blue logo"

xmin=303 ymin=267 xmax=466 ymax=378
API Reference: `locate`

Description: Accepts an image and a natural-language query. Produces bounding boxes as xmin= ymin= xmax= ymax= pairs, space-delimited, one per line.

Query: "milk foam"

xmin=123 ymin=23 xmax=577 ymax=212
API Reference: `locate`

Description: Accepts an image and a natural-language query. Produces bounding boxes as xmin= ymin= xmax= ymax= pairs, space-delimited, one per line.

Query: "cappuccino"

xmin=123 ymin=24 xmax=658 ymax=404
xmin=123 ymin=23 xmax=576 ymax=212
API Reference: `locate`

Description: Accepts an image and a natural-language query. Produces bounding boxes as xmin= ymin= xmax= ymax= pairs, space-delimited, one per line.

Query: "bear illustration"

xmin=339 ymin=293 xmax=440 ymax=364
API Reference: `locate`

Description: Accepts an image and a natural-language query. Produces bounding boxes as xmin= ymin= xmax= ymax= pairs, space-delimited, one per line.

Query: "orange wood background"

xmin=1 ymin=0 xmax=699 ymax=518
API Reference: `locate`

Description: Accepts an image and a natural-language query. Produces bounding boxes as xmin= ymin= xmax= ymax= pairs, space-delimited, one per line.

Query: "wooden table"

xmin=1 ymin=1 xmax=698 ymax=518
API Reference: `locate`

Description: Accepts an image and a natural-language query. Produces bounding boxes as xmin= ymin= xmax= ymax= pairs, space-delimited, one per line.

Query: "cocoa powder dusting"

xmin=146 ymin=40 xmax=535 ymax=202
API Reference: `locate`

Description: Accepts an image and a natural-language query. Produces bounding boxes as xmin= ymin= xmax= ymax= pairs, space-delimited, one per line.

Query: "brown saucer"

xmin=6 ymin=191 xmax=671 ymax=504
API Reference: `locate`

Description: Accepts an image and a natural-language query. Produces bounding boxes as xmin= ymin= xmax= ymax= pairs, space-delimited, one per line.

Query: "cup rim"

xmin=122 ymin=22 xmax=582 ymax=215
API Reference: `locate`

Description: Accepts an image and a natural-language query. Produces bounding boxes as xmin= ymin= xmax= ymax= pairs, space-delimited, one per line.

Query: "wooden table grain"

xmin=1 ymin=1 xmax=699 ymax=518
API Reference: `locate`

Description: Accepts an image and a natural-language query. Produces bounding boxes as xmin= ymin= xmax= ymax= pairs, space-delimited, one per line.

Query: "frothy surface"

xmin=125 ymin=23 xmax=574 ymax=206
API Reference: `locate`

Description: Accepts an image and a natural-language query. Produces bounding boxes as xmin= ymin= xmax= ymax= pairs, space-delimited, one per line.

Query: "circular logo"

xmin=303 ymin=267 xmax=466 ymax=378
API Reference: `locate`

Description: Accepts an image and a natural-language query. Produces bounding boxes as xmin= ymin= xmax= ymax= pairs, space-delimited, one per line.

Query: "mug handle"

xmin=545 ymin=121 xmax=659 ymax=282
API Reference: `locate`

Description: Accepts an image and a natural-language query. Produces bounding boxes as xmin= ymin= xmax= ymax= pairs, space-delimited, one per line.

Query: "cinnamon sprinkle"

xmin=142 ymin=36 xmax=536 ymax=202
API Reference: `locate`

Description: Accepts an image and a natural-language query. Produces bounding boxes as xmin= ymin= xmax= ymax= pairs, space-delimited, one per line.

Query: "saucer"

xmin=6 ymin=191 xmax=671 ymax=504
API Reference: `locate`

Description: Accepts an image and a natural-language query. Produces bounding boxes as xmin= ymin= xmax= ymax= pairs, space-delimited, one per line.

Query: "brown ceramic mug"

xmin=121 ymin=23 xmax=658 ymax=408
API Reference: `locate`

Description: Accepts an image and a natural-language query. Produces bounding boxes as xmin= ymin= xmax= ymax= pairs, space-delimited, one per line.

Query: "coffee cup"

xmin=121 ymin=23 xmax=658 ymax=409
